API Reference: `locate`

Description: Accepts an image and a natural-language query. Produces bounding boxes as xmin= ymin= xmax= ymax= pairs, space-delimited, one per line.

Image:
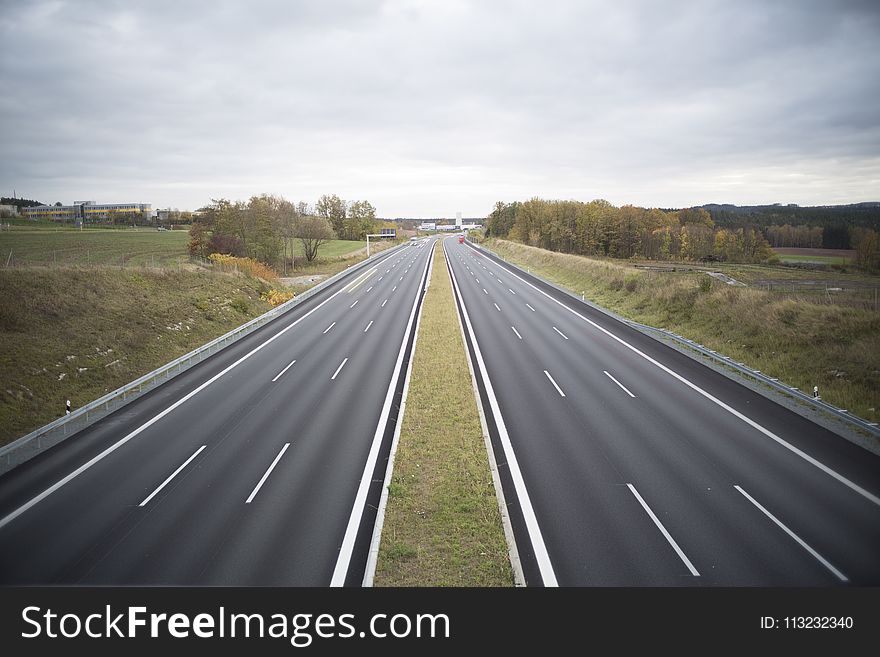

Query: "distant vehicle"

xmin=157 ymin=226 xmax=168 ymax=231
xmin=410 ymin=236 xmax=419 ymax=241
xmin=458 ymin=235 xmax=465 ymax=244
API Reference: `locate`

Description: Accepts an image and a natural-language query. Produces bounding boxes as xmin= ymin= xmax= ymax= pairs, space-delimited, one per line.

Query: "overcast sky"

xmin=1 ymin=0 xmax=878 ymax=217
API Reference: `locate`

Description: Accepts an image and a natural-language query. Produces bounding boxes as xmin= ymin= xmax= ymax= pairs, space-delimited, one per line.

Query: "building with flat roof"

xmin=23 ymin=201 xmax=152 ymax=223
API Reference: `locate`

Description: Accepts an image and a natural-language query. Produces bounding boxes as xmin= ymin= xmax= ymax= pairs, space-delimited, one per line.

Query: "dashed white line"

xmin=139 ymin=445 xmax=206 ymax=507
xmin=378 ymin=276 xmax=383 ymax=281
xmin=544 ymin=370 xmax=565 ymax=397
xmin=399 ymin=276 xmax=403 ymax=281
xmin=526 ymin=303 xmax=536 ymax=312
xmin=381 ymin=299 xmax=388 ymax=307
xmin=508 ymin=288 xmax=516 ymax=295
xmin=494 ymin=303 xmax=501 ymax=312
xmin=323 ymin=321 xmax=336 ymax=334
xmin=366 ymin=286 xmax=373 ymax=292
xmin=627 ymin=484 xmax=700 ymax=576
xmin=475 ymin=278 xmax=480 ymax=283
xmin=483 ymin=288 xmax=488 ymax=294
xmin=364 ymin=320 xmax=374 ymax=333
xmin=552 ymin=326 xmax=569 ymax=340
xmin=604 ymin=370 xmax=636 ymax=397
xmin=350 ymin=299 xmax=359 ymax=309
xmin=511 ymin=326 xmax=522 ymax=340
xmin=245 ymin=443 xmax=291 ymax=504
xmin=734 ymin=485 xmax=847 ymax=581
xmin=392 ymin=285 xmax=397 ymax=292
xmin=331 ymin=357 xmax=349 ymax=380
xmin=272 ymin=359 xmax=297 ymax=382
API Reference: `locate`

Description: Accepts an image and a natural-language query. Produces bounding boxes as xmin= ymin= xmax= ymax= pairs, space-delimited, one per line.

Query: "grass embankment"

xmin=486 ymin=239 xmax=880 ymax=425
xmin=374 ymin=242 xmax=513 ymax=586
xmin=0 ymin=268 xmax=274 ymax=446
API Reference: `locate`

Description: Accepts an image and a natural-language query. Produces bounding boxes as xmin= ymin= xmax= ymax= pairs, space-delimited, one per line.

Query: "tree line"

xmin=484 ymin=199 xmax=775 ymax=263
xmin=188 ymin=194 xmax=382 ymax=272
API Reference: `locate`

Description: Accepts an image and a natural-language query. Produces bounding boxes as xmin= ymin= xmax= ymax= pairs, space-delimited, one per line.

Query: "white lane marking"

xmin=245 ymin=443 xmax=291 ymax=504
xmin=552 ymin=326 xmax=569 ymax=340
xmin=544 ymin=370 xmax=566 ymax=397
xmin=378 ymin=276 xmax=383 ymax=281
xmin=139 ymin=445 xmax=206 ymax=507
xmin=271 ymin=359 xmax=297 ymax=382
xmin=342 ymin=266 xmax=378 ymax=293
xmin=627 ymin=484 xmax=700 ymax=576
xmin=475 ymin=278 xmax=480 ymax=283
xmin=470 ymin=271 xmax=474 ymax=276
xmin=509 ymin=288 xmax=516 ymax=295
xmin=604 ymin=370 xmax=636 ymax=398
xmin=332 ymin=240 xmax=436 ymax=586
xmin=381 ymin=299 xmax=388 ymax=307
xmin=465 ymin=243 xmax=880 ymax=508
xmin=366 ymin=286 xmax=373 ymax=292
xmin=734 ymin=485 xmax=847 ymax=582
xmin=0 ymin=246 xmax=409 ymax=532
xmin=445 ymin=247 xmax=558 ymax=586
xmin=526 ymin=303 xmax=536 ymax=312
xmin=511 ymin=326 xmax=522 ymax=340
xmin=364 ymin=320 xmax=374 ymax=333
xmin=350 ymin=299 xmax=359 ymax=309
xmin=323 ymin=321 xmax=336 ymax=334
xmin=392 ymin=285 xmax=397 ymax=292
xmin=494 ymin=302 xmax=501 ymax=312
xmin=386 ymin=269 xmax=390 ymax=273
xmin=331 ymin=357 xmax=349 ymax=380
xmin=483 ymin=288 xmax=488 ymax=294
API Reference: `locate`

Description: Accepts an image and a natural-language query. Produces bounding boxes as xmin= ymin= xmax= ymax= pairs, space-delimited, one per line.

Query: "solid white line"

xmin=323 ymin=321 xmax=336 ymax=334
xmin=627 ymin=483 xmax=700 ymax=576
xmin=552 ymin=326 xmax=569 ymax=340
xmin=364 ymin=320 xmax=374 ymax=333
xmin=509 ymin=288 xmax=516 ymax=295
xmin=464 ymin=243 xmax=880 ymax=508
xmin=544 ymin=370 xmax=566 ymax=397
xmin=342 ymin=266 xmax=377 ymax=293
xmin=245 ymin=443 xmax=290 ymax=504
xmin=511 ymin=326 xmax=522 ymax=340
xmin=381 ymin=299 xmax=388 ymax=307
xmin=0 ymin=246 xmax=407 ymax=532
xmin=350 ymin=299 xmax=359 ymax=309
xmin=494 ymin=302 xmax=501 ymax=312
xmin=445 ymin=247 xmax=558 ymax=586
xmin=139 ymin=445 xmax=206 ymax=507
xmin=483 ymin=288 xmax=488 ymax=294
xmin=526 ymin=303 xmax=536 ymax=312
xmin=734 ymin=485 xmax=847 ymax=581
xmin=331 ymin=357 xmax=349 ymax=380
xmin=271 ymin=359 xmax=297 ymax=382
xmin=332 ymin=240 xmax=436 ymax=586
xmin=604 ymin=370 xmax=636 ymax=397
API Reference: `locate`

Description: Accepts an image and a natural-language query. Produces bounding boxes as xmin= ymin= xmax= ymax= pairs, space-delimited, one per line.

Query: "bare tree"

xmin=296 ymin=215 xmax=334 ymax=262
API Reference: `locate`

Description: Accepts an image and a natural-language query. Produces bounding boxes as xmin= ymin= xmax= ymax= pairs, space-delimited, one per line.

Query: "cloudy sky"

xmin=1 ymin=0 xmax=878 ymax=217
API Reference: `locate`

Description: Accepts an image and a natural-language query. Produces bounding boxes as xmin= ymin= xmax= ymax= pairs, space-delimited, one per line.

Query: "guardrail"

xmin=0 ymin=242 xmax=408 ymax=475
xmin=467 ymin=239 xmax=880 ymax=440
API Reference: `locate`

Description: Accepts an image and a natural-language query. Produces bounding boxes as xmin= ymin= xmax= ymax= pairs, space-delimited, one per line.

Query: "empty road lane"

xmin=445 ymin=236 xmax=880 ymax=586
xmin=0 ymin=239 xmax=436 ymax=585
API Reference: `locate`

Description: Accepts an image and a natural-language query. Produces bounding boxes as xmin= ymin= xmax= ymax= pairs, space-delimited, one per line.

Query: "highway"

xmin=0 ymin=238 xmax=436 ymax=585
xmin=444 ymin=236 xmax=880 ymax=586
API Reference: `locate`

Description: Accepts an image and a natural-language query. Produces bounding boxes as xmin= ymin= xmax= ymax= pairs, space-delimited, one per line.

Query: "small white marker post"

xmin=66 ymin=400 xmax=71 ymax=415
xmin=813 ymin=386 xmax=821 ymax=400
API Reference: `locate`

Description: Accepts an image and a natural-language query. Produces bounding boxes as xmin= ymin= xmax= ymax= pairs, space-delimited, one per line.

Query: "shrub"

xmin=260 ymin=289 xmax=294 ymax=306
xmin=208 ymin=253 xmax=278 ymax=281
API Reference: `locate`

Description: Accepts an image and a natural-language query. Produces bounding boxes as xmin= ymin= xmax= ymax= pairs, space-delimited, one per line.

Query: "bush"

xmin=699 ymin=275 xmax=712 ymax=293
xmin=260 ymin=289 xmax=294 ymax=306
xmin=208 ymin=253 xmax=278 ymax=281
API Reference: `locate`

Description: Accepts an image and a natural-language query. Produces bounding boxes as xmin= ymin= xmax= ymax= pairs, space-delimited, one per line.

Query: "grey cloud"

xmin=1 ymin=0 xmax=878 ymax=215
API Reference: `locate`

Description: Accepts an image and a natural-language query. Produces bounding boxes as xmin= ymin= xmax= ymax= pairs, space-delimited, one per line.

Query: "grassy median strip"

xmin=374 ymin=241 xmax=513 ymax=586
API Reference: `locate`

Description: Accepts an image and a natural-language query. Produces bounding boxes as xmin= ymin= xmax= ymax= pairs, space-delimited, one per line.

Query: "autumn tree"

xmin=296 ymin=215 xmax=334 ymax=262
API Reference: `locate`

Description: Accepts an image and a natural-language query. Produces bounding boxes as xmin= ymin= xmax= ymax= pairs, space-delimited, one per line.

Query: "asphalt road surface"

xmin=0 ymin=239 xmax=435 ymax=585
xmin=444 ymin=236 xmax=880 ymax=586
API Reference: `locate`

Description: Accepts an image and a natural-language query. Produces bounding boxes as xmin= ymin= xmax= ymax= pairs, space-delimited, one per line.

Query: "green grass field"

xmin=374 ymin=242 xmax=513 ymax=586
xmin=776 ymin=253 xmax=851 ymax=265
xmin=0 ymin=228 xmax=190 ymax=267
